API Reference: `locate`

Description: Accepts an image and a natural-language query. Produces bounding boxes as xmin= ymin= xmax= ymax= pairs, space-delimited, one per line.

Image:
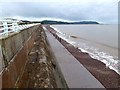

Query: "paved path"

xmin=44 ymin=27 xmax=105 ymax=88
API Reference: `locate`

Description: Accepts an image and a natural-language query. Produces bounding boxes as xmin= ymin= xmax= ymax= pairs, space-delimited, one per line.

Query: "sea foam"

xmin=50 ymin=25 xmax=120 ymax=75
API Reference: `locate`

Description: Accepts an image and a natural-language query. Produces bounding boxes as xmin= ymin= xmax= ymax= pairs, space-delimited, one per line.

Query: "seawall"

xmin=0 ymin=24 xmax=39 ymax=88
xmin=1 ymin=24 xmax=68 ymax=88
xmin=1 ymin=24 xmax=105 ymax=89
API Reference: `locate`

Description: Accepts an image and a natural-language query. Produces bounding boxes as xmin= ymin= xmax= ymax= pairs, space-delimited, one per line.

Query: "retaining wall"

xmin=0 ymin=24 xmax=40 ymax=88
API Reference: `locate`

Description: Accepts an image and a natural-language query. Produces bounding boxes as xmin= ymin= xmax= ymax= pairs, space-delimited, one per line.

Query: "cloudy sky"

xmin=0 ymin=0 xmax=119 ymax=24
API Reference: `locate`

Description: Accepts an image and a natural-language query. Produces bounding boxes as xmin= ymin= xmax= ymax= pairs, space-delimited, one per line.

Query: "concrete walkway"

xmin=44 ymin=28 xmax=105 ymax=88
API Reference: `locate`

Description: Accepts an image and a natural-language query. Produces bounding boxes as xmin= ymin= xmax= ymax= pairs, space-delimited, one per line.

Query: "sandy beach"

xmin=45 ymin=25 xmax=120 ymax=89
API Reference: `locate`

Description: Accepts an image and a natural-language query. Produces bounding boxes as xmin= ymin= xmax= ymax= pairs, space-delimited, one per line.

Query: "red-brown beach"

xmin=45 ymin=25 xmax=120 ymax=89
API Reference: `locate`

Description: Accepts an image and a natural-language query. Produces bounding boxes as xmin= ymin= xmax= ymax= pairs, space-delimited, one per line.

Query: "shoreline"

xmin=45 ymin=25 xmax=120 ymax=89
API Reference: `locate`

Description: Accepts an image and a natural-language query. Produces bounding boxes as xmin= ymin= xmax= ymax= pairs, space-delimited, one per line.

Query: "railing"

xmin=0 ymin=20 xmax=40 ymax=73
xmin=0 ymin=20 xmax=39 ymax=36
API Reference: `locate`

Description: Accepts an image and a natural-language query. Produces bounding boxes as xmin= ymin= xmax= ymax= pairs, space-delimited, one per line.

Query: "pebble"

xmin=44 ymin=85 xmax=48 ymax=88
xmin=34 ymin=83 xmax=37 ymax=87
xmin=36 ymin=74 xmax=40 ymax=78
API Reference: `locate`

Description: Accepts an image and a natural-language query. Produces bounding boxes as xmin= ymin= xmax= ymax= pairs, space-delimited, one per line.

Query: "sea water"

xmin=51 ymin=24 xmax=120 ymax=75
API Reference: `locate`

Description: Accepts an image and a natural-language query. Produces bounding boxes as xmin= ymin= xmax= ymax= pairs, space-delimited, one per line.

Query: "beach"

xmin=45 ymin=25 xmax=120 ymax=89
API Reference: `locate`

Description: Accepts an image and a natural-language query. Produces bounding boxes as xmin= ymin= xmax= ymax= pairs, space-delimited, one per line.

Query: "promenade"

xmin=1 ymin=23 xmax=118 ymax=89
xmin=44 ymin=26 xmax=105 ymax=88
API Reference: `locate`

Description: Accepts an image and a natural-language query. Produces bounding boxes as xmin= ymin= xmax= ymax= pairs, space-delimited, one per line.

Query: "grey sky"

xmin=0 ymin=0 xmax=119 ymax=24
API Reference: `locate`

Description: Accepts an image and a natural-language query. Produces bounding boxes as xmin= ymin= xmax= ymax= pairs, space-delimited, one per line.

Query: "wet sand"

xmin=45 ymin=25 xmax=120 ymax=89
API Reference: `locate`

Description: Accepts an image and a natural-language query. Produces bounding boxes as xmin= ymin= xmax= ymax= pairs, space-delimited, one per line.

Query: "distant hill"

xmin=41 ymin=20 xmax=99 ymax=24
xmin=2 ymin=18 xmax=99 ymax=25
xmin=16 ymin=20 xmax=39 ymax=25
xmin=41 ymin=20 xmax=69 ymax=24
xmin=12 ymin=19 xmax=99 ymax=25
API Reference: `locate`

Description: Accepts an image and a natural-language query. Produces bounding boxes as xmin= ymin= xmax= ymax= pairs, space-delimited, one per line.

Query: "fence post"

xmin=2 ymin=21 xmax=8 ymax=35
xmin=12 ymin=21 xmax=19 ymax=32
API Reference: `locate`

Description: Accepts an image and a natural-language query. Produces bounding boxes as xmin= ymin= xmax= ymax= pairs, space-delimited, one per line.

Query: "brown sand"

xmin=45 ymin=25 xmax=120 ymax=89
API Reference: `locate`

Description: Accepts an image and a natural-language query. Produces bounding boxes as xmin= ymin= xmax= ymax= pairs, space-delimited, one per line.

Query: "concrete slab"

xmin=45 ymin=30 xmax=105 ymax=88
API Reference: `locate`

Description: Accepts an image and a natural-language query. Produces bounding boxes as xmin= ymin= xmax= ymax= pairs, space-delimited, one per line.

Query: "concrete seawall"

xmin=1 ymin=24 xmax=67 ymax=88
xmin=1 ymin=24 xmax=105 ymax=89
xmin=44 ymin=26 xmax=105 ymax=88
xmin=0 ymin=24 xmax=39 ymax=88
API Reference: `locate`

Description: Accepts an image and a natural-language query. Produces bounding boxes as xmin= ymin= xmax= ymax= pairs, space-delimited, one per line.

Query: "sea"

xmin=51 ymin=24 xmax=120 ymax=75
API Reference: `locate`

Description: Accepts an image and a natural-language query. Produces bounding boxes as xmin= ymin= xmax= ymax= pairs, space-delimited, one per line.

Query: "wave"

xmin=50 ymin=25 xmax=120 ymax=75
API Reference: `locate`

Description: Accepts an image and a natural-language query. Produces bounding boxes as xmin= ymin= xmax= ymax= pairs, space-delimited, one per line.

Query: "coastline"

xmin=45 ymin=25 xmax=120 ymax=89
xmin=51 ymin=24 xmax=119 ymax=75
